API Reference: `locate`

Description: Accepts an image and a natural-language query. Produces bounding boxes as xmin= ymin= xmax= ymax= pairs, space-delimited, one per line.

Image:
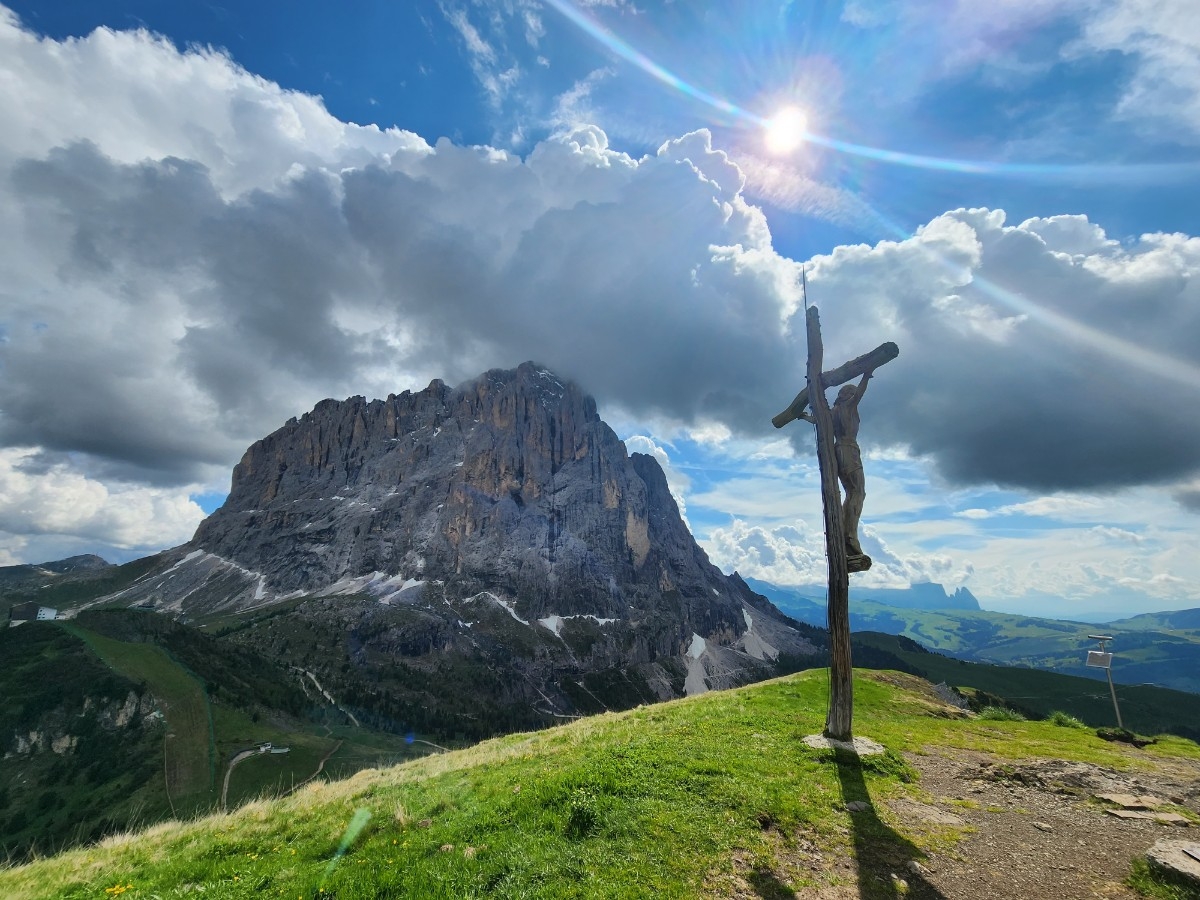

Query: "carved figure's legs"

xmin=835 ymin=442 xmax=865 ymax=555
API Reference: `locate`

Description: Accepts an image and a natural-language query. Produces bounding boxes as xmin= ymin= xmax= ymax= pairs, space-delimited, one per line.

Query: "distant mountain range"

xmin=746 ymin=577 xmax=1200 ymax=694
xmin=744 ymin=577 xmax=981 ymax=612
xmin=0 ymin=554 xmax=111 ymax=590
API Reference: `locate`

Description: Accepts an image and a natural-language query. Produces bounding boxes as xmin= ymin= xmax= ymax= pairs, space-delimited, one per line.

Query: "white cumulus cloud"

xmin=0 ymin=7 xmax=1198 ymax=570
xmin=0 ymin=448 xmax=204 ymax=557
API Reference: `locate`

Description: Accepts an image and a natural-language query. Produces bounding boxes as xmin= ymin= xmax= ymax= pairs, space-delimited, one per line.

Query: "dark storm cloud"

xmin=1 ymin=13 xmax=1198 ymax=500
xmin=1176 ymin=486 xmax=1200 ymax=513
xmin=5 ymin=142 xmax=375 ymax=481
xmin=1 ymin=125 xmax=804 ymax=485
xmin=6 ymin=133 xmax=1200 ymax=499
xmin=339 ymin=130 xmax=796 ymax=436
xmin=801 ymin=209 xmax=1200 ymax=492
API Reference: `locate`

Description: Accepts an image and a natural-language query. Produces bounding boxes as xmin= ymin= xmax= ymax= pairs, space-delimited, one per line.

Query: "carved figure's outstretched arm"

xmin=852 ymin=370 xmax=873 ymax=404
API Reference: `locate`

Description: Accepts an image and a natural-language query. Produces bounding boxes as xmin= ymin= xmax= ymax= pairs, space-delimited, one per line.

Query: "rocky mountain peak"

xmin=113 ymin=363 xmax=818 ymax=715
xmin=188 ymin=361 xmax=662 ymax=606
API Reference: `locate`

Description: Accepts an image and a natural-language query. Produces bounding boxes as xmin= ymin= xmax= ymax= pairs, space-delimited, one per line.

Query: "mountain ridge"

xmin=87 ymin=362 xmax=820 ymax=724
xmin=743 ymin=576 xmax=981 ymax=611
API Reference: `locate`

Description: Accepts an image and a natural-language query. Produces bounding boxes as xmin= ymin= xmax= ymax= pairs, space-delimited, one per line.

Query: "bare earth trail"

xmin=905 ymin=749 xmax=1188 ymax=899
xmin=220 ymin=749 xmax=257 ymax=810
xmin=717 ymin=744 xmax=1200 ymax=900
xmin=281 ymin=739 xmax=345 ymax=797
xmin=224 ymin=736 xmax=359 ymax=809
xmin=897 ymin=747 xmax=1198 ymax=899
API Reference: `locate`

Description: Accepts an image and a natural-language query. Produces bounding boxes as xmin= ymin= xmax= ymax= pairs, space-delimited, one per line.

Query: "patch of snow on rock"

xmin=537 ymin=614 xmax=618 ymax=637
xmin=687 ymin=632 xmax=707 ymax=660
xmin=684 ymin=653 xmax=708 ymax=696
xmin=368 ymin=574 xmax=427 ymax=604
xmin=320 ymin=571 xmax=394 ymax=597
xmin=166 ymin=549 xmax=207 ymax=573
xmin=467 ymin=592 xmax=529 ymax=625
xmin=739 ymin=606 xmax=778 ymax=661
xmin=493 ymin=597 xmax=528 ymax=625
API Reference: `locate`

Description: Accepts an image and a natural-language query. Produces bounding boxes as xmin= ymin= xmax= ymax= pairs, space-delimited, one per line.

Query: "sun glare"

xmin=764 ymin=106 xmax=808 ymax=155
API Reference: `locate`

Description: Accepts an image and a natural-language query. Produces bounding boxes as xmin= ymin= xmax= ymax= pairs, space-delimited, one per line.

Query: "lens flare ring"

xmin=542 ymin=0 xmax=1200 ymax=391
xmin=541 ymin=0 xmax=1200 ymax=181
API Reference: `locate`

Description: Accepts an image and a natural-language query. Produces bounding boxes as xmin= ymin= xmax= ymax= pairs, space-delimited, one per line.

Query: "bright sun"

xmin=764 ymin=106 xmax=809 ymax=155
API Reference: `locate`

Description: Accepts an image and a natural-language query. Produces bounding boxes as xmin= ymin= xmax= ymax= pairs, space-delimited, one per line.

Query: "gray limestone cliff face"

xmin=192 ymin=364 xmax=740 ymax=631
xmin=115 ymin=363 xmax=818 ymax=712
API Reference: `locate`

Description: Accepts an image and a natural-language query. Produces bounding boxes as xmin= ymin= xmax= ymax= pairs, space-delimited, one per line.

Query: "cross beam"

xmin=772 ymin=341 xmax=898 ymax=429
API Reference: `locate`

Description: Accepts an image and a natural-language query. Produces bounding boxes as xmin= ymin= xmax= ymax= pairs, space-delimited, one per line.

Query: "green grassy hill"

xmin=62 ymin=622 xmax=217 ymax=811
xmin=0 ymin=668 xmax=1196 ymax=900
xmin=1111 ymin=607 xmax=1200 ymax=633
xmin=0 ymin=624 xmax=168 ymax=858
xmin=852 ymin=632 xmax=1200 ymax=741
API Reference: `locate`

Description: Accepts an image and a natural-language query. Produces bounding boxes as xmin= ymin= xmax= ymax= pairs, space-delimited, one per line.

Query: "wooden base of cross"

xmin=773 ymin=305 xmax=897 ymax=741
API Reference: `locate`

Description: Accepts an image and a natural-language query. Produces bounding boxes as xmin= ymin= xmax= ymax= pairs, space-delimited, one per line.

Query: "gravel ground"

xmin=710 ymin=744 xmax=1200 ymax=899
xmin=900 ymin=747 xmax=1199 ymax=899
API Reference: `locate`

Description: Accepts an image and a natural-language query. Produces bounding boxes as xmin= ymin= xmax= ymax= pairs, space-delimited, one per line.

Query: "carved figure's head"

xmin=835 ymin=384 xmax=857 ymax=404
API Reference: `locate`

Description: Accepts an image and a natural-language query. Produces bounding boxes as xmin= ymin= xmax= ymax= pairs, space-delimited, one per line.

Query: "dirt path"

xmin=713 ymin=745 xmax=1199 ymax=899
xmin=301 ymin=670 xmax=361 ymax=727
xmin=891 ymin=747 xmax=1199 ymax=899
xmin=221 ymin=749 xmax=258 ymax=810
xmin=281 ymin=739 xmax=345 ymax=797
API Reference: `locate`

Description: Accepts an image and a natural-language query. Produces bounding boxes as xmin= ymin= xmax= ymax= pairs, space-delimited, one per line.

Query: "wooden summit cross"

xmin=773 ymin=304 xmax=898 ymax=741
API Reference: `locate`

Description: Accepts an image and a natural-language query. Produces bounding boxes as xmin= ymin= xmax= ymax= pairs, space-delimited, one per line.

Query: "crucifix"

xmin=773 ymin=302 xmax=898 ymax=740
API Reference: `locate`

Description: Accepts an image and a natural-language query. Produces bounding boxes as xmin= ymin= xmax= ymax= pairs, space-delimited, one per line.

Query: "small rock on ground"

xmin=1145 ymin=839 xmax=1200 ymax=886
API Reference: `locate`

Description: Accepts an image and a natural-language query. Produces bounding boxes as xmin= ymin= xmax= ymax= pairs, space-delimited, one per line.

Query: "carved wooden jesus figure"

xmin=796 ymin=370 xmax=873 ymax=563
xmin=776 ymin=337 xmax=897 ymax=574
xmin=831 ymin=373 xmax=871 ymax=556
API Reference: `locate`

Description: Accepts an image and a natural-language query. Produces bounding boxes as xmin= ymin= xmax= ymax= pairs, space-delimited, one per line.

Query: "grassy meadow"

xmin=853 ymin=632 xmax=1200 ymax=740
xmin=63 ymin=623 xmax=217 ymax=809
xmin=2 ymin=668 xmax=1196 ymax=900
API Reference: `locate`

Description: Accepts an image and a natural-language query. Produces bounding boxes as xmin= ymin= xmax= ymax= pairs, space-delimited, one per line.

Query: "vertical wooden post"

xmin=805 ymin=306 xmax=853 ymax=740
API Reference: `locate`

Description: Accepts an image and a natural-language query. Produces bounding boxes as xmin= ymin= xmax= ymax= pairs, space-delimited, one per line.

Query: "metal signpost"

xmin=1085 ymin=634 xmax=1124 ymax=729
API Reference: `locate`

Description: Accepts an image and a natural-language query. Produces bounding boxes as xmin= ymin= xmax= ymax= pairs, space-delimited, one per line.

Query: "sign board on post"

xmin=1084 ymin=635 xmax=1123 ymax=730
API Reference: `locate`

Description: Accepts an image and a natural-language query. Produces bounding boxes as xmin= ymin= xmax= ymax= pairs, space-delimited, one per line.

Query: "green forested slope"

xmin=0 ymin=613 xmax=431 ymax=861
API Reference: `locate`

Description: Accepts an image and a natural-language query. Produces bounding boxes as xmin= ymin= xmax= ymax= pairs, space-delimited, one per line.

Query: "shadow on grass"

xmin=747 ymin=866 xmax=800 ymax=899
xmin=833 ymin=749 xmax=949 ymax=900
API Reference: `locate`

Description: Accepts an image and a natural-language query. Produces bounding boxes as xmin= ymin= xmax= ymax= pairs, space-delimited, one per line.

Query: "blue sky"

xmin=0 ymin=0 xmax=1198 ymax=619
